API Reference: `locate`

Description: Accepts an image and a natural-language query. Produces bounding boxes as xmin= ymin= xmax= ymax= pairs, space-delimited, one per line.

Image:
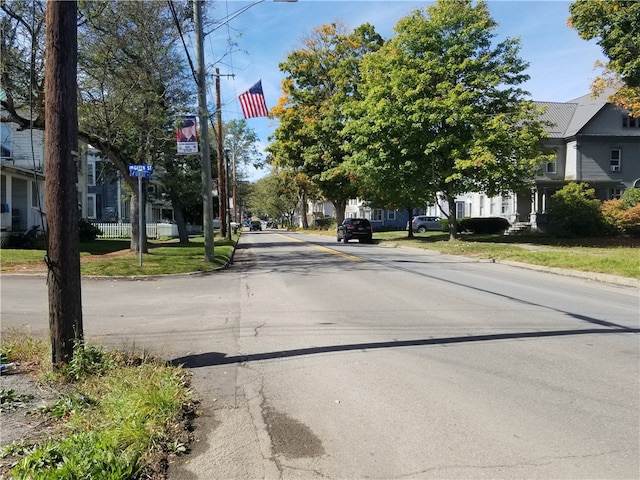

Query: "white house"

xmin=1 ymin=121 xmax=91 ymax=245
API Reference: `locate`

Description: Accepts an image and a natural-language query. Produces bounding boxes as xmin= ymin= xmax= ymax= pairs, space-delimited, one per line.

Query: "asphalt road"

xmin=1 ymin=230 xmax=638 ymax=479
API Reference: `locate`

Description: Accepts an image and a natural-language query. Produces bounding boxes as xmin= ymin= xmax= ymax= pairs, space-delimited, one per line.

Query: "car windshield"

xmin=351 ymin=219 xmax=369 ymax=226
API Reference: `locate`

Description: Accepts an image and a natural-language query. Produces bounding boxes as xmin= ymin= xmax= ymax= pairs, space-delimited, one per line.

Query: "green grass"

xmin=80 ymin=237 xmax=236 ymax=276
xmin=0 ymin=235 xmax=237 ymax=276
xmin=372 ymin=231 xmax=640 ymax=279
xmin=1 ymin=334 xmax=193 ymax=480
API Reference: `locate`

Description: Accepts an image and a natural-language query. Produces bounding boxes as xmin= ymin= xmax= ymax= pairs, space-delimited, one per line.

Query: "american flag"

xmin=239 ymin=80 xmax=269 ymax=119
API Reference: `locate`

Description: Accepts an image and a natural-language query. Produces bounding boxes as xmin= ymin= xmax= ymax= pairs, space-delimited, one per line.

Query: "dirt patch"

xmin=0 ymin=368 xmax=59 ymax=476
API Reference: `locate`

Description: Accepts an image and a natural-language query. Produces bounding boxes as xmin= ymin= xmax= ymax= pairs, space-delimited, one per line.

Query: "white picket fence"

xmin=92 ymin=222 xmax=159 ymax=239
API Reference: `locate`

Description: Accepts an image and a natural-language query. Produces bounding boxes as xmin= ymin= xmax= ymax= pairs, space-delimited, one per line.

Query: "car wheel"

xmin=344 ymin=237 xmax=349 ymax=243
xmin=417 ymin=226 xmax=427 ymax=233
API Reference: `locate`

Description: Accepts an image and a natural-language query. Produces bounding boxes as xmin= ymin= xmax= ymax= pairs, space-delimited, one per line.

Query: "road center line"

xmin=274 ymin=233 xmax=364 ymax=262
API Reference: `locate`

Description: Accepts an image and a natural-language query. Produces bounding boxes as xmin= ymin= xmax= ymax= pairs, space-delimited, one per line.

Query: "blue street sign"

xmin=129 ymin=164 xmax=153 ymax=178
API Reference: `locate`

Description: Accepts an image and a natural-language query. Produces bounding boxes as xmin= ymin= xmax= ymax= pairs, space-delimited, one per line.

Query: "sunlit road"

xmin=1 ymin=229 xmax=638 ymax=479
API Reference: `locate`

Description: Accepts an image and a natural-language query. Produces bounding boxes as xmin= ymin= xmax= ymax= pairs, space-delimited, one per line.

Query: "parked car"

xmin=337 ymin=218 xmax=373 ymax=243
xmin=408 ymin=216 xmax=442 ymax=233
xmin=249 ymin=220 xmax=262 ymax=231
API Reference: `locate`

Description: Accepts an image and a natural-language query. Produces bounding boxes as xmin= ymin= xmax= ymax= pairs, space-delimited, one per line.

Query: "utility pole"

xmin=231 ymin=149 xmax=238 ymax=223
xmin=215 ymin=67 xmax=227 ymax=239
xmin=194 ymin=0 xmax=215 ymax=261
xmin=44 ymin=0 xmax=83 ymax=367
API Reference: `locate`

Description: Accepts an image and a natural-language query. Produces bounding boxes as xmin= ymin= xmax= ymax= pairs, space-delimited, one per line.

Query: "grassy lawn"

xmin=373 ymin=231 xmax=640 ymax=279
xmin=0 ymin=235 xmax=237 ymax=276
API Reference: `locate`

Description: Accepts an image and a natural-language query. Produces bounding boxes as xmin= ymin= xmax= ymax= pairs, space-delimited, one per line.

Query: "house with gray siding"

xmin=1 ymin=122 xmax=48 ymax=241
xmin=528 ymin=88 xmax=640 ymax=229
xmin=1 ymin=121 xmax=90 ymax=245
xmin=448 ymin=88 xmax=640 ymax=231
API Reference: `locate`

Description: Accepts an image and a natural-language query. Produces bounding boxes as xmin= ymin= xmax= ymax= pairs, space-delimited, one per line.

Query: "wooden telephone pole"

xmin=194 ymin=0 xmax=215 ymax=261
xmin=215 ymin=68 xmax=227 ymax=239
xmin=44 ymin=0 xmax=83 ymax=367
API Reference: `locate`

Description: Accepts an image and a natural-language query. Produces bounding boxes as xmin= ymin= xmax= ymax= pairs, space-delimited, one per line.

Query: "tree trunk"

xmin=44 ymin=0 xmax=83 ymax=368
xmin=333 ymin=199 xmax=347 ymax=225
xmin=447 ymin=196 xmax=459 ymax=241
xmin=407 ymin=207 xmax=414 ymax=238
xmin=172 ymin=198 xmax=190 ymax=244
xmin=300 ymin=191 xmax=309 ymax=229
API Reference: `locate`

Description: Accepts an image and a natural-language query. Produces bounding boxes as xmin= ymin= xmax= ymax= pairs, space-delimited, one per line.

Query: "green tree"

xmin=569 ymin=0 xmax=640 ymax=116
xmin=247 ymin=170 xmax=298 ymax=226
xmin=77 ymin=0 xmax=195 ymax=252
xmin=548 ymin=182 xmax=608 ymax=237
xmin=1 ymin=1 xmax=196 ymax=253
xmin=1 ymin=1 xmax=46 ymax=128
xmin=151 ymin=153 xmax=204 ymax=243
xmin=345 ymin=0 xmax=549 ymax=240
xmin=268 ymin=22 xmax=383 ymax=224
xmin=224 ymin=119 xmax=262 ymax=222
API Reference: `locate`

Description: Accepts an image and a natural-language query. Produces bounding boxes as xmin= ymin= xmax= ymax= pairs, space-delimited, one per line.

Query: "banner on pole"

xmin=176 ymin=115 xmax=199 ymax=155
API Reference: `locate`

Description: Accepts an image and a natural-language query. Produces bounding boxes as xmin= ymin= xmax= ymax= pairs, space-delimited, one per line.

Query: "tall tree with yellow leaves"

xmin=569 ymin=0 xmax=640 ymax=116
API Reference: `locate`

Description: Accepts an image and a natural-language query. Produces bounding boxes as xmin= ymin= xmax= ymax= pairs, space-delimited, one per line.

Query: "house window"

xmin=546 ymin=159 xmax=557 ymax=174
xmin=372 ymin=209 xmax=383 ymax=221
xmin=490 ymin=197 xmax=496 ymax=215
xmin=479 ymin=195 xmax=485 ymax=216
xmin=87 ymin=161 xmax=96 ymax=186
xmin=622 ymin=115 xmax=639 ymax=128
xmin=456 ymin=201 xmax=465 ymax=219
xmin=87 ymin=194 xmax=96 ymax=219
xmin=31 ymin=182 xmax=41 ymax=209
xmin=1 ymin=124 xmax=11 ymax=158
xmin=387 ymin=210 xmax=396 ymax=220
xmin=610 ymin=149 xmax=621 ymax=172
xmin=501 ymin=196 xmax=510 ymax=215
xmin=610 ymin=188 xmax=624 ymax=200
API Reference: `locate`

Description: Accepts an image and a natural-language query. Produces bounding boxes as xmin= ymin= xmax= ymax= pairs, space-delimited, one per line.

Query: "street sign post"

xmin=128 ymin=165 xmax=153 ymax=266
xmin=128 ymin=164 xmax=153 ymax=178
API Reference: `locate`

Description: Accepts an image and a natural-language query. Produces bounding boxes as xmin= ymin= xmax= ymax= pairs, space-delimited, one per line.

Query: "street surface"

xmin=1 ymin=230 xmax=638 ymax=479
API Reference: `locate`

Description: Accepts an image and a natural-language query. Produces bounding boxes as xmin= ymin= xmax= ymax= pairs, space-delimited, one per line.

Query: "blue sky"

xmin=201 ymin=0 xmax=605 ymax=180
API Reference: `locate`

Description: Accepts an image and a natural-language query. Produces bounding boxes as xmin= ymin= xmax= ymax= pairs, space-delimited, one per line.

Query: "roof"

xmin=535 ymin=87 xmax=619 ymax=139
xmin=536 ymin=101 xmax=577 ymax=137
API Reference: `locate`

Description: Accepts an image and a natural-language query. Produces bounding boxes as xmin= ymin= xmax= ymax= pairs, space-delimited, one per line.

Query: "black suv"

xmin=337 ymin=218 xmax=373 ymax=243
xmin=249 ymin=220 xmax=262 ymax=231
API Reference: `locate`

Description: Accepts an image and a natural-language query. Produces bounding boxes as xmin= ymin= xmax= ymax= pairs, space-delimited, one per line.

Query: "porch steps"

xmin=504 ymin=222 xmax=531 ymax=235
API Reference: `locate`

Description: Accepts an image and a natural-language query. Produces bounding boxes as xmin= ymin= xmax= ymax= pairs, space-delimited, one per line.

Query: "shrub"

xmin=78 ymin=218 xmax=102 ymax=242
xmin=621 ymin=188 xmax=640 ymax=209
xmin=548 ymin=182 xmax=608 ymax=237
xmin=603 ymin=195 xmax=640 ymax=235
xmin=458 ymin=217 xmax=510 ymax=234
xmin=314 ymin=217 xmax=335 ymax=230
